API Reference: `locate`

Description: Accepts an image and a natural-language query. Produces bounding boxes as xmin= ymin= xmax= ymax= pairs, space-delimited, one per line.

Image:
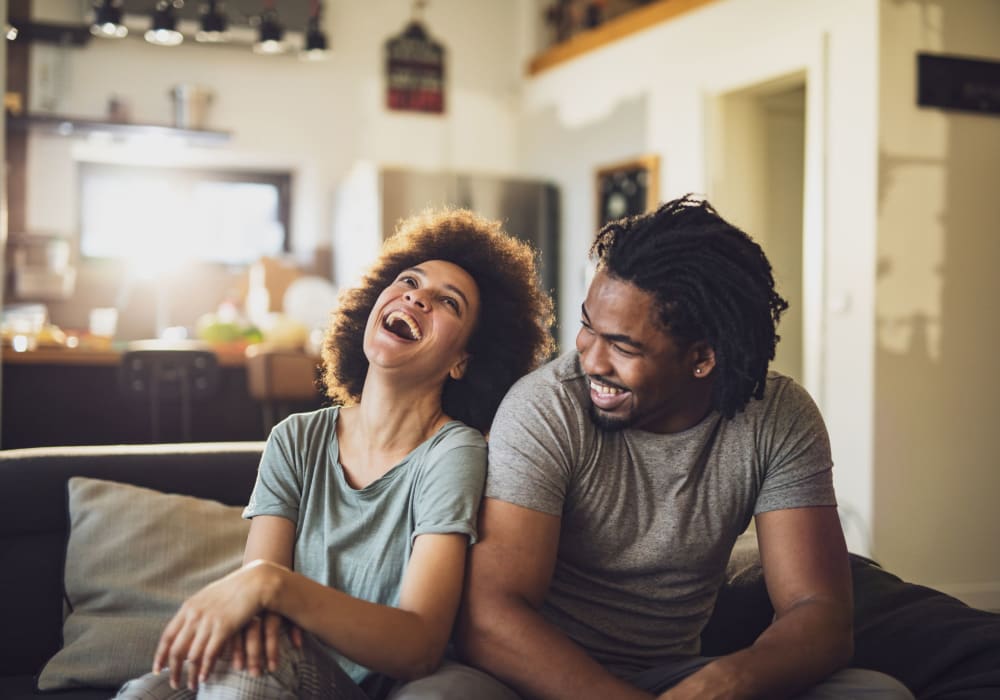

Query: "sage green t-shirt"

xmin=243 ymin=406 xmax=487 ymax=684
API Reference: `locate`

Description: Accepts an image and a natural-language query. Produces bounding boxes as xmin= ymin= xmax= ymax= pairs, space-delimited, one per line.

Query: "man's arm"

xmin=659 ymin=505 xmax=852 ymax=700
xmin=457 ymin=498 xmax=652 ymax=700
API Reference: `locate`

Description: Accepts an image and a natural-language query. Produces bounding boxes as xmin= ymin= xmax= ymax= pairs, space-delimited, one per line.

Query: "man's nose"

xmin=579 ymin=337 xmax=611 ymax=377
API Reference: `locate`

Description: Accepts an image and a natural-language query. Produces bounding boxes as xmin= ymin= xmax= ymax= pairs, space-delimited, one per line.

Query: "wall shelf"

xmin=528 ymin=0 xmax=717 ymax=76
xmin=6 ymin=113 xmax=231 ymax=146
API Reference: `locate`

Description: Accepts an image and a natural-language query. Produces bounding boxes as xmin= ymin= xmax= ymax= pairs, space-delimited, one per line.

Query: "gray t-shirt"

xmin=243 ymin=406 xmax=487 ymax=683
xmin=486 ymin=352 xmax=835 ymax=675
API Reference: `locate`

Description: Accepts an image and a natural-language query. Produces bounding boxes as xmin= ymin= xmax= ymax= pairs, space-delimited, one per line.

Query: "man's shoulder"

xmin=742 ymin=372 xmax=817 ymax=417
xmin=523 ymin=350 xmax=585 ymax=385
xmin=729 ymin=372 xmax=828 ymax=449
xmin=502 ymin=352 xmax=587 ymax=408
xmin=492 ymin=352 xmax=590 ymax=435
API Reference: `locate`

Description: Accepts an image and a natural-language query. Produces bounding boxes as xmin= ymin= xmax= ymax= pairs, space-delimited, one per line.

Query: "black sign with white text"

xmin=918 ymin=53 xmax=1000 ymax=116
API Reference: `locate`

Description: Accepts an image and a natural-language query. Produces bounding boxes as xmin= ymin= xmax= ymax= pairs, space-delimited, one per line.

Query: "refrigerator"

xmin=332 ymin=162 xmax=560 ymax=315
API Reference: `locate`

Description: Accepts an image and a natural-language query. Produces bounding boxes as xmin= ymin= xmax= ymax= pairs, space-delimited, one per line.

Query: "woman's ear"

xmin=450 ymin=354 xmax=471 ymax=380
xmin=690 ymin=343 xmax=716 ymax=379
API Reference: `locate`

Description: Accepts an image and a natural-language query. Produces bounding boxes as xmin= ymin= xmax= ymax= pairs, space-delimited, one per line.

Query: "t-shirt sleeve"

xmin=754 ymin=378 xmax=837 ymax=515
xmin=243 ymin=422 xmax=302 ymax=523
xmin=485 ymin=371 xmax=580 ymax=516
xmin=412 ymin=426 xmax=487 ymax=545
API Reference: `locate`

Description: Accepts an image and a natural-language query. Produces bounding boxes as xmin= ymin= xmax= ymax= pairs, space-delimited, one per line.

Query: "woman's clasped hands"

xmin=152 ymin=559 xmax=302 ymax=690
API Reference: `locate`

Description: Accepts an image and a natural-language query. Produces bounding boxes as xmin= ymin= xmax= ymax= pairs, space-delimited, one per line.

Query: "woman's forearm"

xmin=252 ymin=559 xmax=448 ymax=680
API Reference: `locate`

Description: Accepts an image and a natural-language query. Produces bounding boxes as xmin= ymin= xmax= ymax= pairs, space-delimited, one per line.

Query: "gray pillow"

xmin=38 ymin=477 xmax=250 ymax=691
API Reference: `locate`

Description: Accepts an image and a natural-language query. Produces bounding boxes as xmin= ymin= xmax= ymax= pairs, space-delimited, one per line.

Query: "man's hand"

xmin=229 ymin=612 xmax=304 ymax=677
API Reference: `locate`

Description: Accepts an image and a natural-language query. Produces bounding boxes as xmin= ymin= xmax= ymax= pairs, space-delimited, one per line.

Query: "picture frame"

xmin=595 ymin=154 xmax=660 ymax=228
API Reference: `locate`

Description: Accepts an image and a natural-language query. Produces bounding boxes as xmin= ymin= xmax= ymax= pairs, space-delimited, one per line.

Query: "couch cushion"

xmin=0 ymin=442 xmax=262 ymax=677
xmin=850 ymin=556 xmax=1000 ymax=699
xmin=37 ymin=477 xmax=250 ymax=692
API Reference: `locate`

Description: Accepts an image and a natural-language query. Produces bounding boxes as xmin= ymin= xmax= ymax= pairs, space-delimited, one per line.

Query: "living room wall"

xmin=514 ymin=0 xmax=881 ymax=560
xmin=874 ymin=0 xmax=1000 ymax=610
xmin=16 ymin=0 xmax=530 ymax=336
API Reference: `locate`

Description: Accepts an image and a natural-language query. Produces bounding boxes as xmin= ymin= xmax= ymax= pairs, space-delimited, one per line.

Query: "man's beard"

xmin=588 ymin=403 xmax=634 ymax=432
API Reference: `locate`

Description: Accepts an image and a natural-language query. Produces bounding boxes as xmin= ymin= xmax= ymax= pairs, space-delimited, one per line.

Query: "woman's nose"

xmin=404 ymin=289 xmax=429 ymax=310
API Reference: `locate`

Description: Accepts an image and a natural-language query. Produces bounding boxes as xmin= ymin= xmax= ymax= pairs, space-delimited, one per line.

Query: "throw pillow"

xmin=37 ymin=477 xmax=250 ymax=691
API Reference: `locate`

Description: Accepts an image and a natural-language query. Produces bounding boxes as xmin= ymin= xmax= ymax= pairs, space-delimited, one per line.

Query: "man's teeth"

xmin=385 ymin=311 xmax=422 ymax=340
xmin=590 ymin=381 xmax=623 ymax=395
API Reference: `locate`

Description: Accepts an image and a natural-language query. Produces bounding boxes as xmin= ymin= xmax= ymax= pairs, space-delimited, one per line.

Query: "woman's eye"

xmin=443 ymin=297 xmax=459 ymax=312
xmin=399 ymin=276 xmax=417 ymax=287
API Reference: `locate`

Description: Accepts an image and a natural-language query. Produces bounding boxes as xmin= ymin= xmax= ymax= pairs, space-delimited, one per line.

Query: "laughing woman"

xmin=116 ymin=209 xmax=555 ymax=700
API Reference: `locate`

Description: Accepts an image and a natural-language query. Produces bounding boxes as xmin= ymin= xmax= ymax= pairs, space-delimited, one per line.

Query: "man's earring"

xmin=695 ymin=368 xmax=702 ymax=375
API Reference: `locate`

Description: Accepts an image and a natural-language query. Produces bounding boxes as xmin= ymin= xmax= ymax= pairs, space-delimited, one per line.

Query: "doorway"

xmin=707 ymin=75 xmax=807 ymax=383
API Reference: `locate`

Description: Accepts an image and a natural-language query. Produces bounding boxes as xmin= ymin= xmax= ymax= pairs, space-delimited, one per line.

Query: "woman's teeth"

xmin=384 ymin=310 xmax=422 ymax=340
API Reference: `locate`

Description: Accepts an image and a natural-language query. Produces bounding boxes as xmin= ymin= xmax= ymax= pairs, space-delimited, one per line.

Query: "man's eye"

xmin=580 ymin=320 xmax=594 ymax=333
xmin=443 ymin=297 xmax=459 ymax=312
xmin=613 ymin=344 xmax=637 ymax=357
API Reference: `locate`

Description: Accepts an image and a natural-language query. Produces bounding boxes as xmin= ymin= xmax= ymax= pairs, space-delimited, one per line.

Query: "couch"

xmin=1 ymin=443 xmax=998 ymax=699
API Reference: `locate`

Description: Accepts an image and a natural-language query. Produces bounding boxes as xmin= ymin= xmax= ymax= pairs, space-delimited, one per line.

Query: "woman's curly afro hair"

xmin=322 ymin=208 xmax=556 ymax=433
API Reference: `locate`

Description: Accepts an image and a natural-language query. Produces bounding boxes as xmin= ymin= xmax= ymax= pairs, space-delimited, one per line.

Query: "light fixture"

xmin=253 ymin=2 xmax=286 ymax=55
xmin=90 ymin=0 xmax=128 ymax=39
xmin=196 ymin=0 xmax=228 ymax=43
xmin=145 ymin=0 xmax=184 ymax=47
xmin=300 ymin=1 xmax=329 ymax=61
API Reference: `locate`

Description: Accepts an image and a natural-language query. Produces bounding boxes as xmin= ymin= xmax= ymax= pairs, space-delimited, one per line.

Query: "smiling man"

xmin=406 ymin=196 xmax=914 ymax=700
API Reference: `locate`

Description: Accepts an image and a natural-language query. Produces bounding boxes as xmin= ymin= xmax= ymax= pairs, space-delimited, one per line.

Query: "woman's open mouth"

xmin=383 ymin=310 xmax=422 ymax=341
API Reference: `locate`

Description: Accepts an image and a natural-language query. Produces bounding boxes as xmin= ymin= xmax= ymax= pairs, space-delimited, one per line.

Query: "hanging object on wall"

xmin=918 ymin=52 xmax=1000 ymax=117
xmin=384 ymin=0 xmax=445 ymax=114
xmin=595 ymin=155 xmax=659 ymax=227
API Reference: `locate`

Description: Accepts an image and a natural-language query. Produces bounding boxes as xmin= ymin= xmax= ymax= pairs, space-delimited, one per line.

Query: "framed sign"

xmin=918 ymin=52 xmax=1000 ymax=116
xmin=385 ymin=21 xmax=445 ymax=114
xmin=595 ymin=155 xmax=659 ymax=228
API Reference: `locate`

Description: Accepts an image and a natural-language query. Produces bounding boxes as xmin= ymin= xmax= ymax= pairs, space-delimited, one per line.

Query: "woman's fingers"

xmin=198 ymin=628 xmax=230 ymax=683
xmin=264 ymin=613 xmax=283 ymax=672
xmin=244 ymin=616 xmax=266 ymax=677
xmin=230 ymin=631 xmax=245 ymax=670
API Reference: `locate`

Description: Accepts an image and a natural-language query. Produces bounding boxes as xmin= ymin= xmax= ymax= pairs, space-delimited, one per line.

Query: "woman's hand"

xmin=229 ymin=612 xmax=304 ymax=677
xmin=153 ymin=560 xmax=286 ymax=690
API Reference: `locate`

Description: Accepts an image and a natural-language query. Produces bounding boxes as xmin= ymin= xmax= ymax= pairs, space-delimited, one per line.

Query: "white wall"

xmin=516 ymin=0 xmax=880 ymax=557
xmin=23 ymin=0 xmax=524 ymax=264
xmin=20 ymin=0 xmax=526 ymax=335
xmin=875 ymin=0 xmax=1000 ymax=609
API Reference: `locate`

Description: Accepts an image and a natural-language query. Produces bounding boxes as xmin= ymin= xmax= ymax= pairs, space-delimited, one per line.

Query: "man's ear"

xmin=450 ymin=354 xmax=471 ymax=380
xmin=690 ymin=343 xmax=716 ymax=379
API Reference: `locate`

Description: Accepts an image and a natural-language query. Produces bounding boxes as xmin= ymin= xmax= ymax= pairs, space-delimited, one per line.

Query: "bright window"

xmin=79 ymin=163 xmax=291 ymax=266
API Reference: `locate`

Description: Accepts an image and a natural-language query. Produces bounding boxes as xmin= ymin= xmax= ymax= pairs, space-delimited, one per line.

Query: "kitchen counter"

xmin=2 ymin=345 xmax=249 ymax=367
xmin=2 ymin=345 xmax=325 ymax=449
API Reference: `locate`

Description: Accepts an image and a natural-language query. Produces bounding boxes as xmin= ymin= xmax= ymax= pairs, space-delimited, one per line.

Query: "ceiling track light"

xmin=301 ymin=0 xmax=329 ymax=61
xmin=91 ymin=0 xmax=128 ymax=39
xmin=196 ymin=0 xmax=228 ymax=43
xmin=145 ymin=0 xmax=184 ymax=47
xmin=253 ymin=2 xmax=286 ymax=55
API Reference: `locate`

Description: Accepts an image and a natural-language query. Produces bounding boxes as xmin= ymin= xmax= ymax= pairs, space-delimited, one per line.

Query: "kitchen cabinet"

xmin=1 ymin=348 xmax=325 ymax=449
